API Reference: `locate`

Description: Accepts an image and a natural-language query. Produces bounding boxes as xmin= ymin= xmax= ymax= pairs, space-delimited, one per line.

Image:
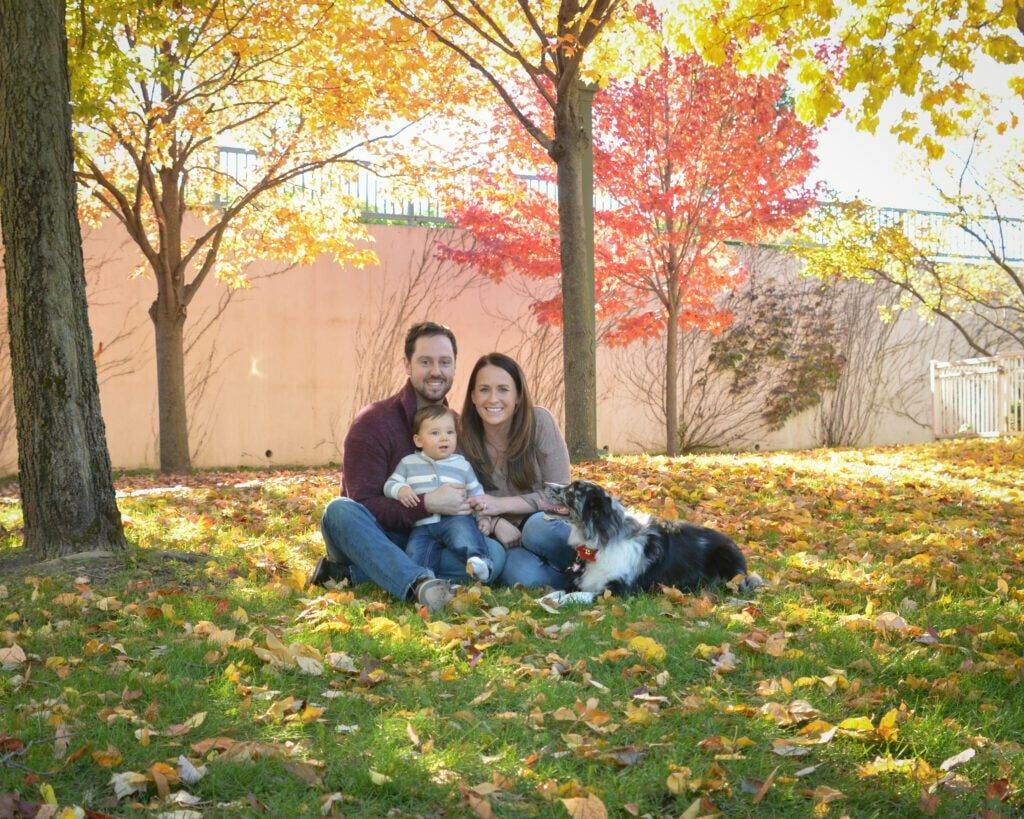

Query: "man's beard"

xmin=415 ymin=378 xmax=450 ymax=404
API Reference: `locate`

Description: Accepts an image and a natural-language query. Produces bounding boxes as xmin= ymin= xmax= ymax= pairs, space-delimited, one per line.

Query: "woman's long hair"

xmin=460 ymin=353 xmax=537 ymax=492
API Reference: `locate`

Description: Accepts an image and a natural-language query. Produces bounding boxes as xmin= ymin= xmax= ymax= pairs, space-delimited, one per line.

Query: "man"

xmin=307 ymin=321 xmax=506 ymax=610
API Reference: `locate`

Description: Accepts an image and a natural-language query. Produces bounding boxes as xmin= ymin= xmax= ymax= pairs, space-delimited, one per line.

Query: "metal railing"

xmin=931 ymin=353 xmax=1024 ymax=438
xmin=215 ymin=147 xmax=1024 ymax=262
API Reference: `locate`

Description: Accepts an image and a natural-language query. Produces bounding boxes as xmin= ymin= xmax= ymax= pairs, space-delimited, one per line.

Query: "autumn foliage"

xmin=446 ymin=18 xmax=820 ymax=452
xmin=66 ymin=1 xmax=467 ymax=472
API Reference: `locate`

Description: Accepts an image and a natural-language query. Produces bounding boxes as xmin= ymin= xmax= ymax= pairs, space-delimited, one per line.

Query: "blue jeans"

xmin=320 ymin=498 xmax=506 ymax=600
xmin=407 ymin=515 xmax=490 ymax=574
xmin=498 ymin=512 xmax=574 ymax=590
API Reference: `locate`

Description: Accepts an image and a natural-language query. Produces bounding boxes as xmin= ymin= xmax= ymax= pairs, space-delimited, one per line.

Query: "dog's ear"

xmin=592 ymin=490 xmax=618 ymax=543
xmin=579 ymin=486 xmax=613 ymax=544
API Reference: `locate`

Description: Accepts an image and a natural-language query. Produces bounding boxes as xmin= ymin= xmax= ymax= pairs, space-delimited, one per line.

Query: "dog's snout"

xmin=544 ymin=482 xmax=569 ymax=503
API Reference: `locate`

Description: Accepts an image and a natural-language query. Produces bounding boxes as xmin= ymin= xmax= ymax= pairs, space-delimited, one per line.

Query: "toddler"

xmin=384 ymin=405 xmax=494 ymax=582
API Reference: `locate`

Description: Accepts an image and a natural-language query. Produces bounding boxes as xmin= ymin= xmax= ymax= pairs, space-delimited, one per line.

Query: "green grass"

xmin=1 ymin=438 xmax=1022 ymax=816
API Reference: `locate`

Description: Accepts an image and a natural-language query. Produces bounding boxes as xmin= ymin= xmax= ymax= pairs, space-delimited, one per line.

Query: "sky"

xmin=809 ymin=59 xmax=1021 ymax=215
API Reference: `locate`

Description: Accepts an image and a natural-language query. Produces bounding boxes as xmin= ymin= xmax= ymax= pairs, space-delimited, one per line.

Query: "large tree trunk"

xmin=0 ymin=0 xmax=125 ymax=558
xmin=150 ymin=297 xmax=191 ymax=473
xmin=552 ymin=84 xmax=598 ymax=462
xmin=665 ymin=308 xmax=680 ymax=456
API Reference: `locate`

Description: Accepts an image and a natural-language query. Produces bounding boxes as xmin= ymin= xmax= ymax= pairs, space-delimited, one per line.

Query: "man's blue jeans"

xmin=498 ymin=512 xmax=574 ymax=590
xmin=407 ymin=515 xmax=490 ymax=575
xmin=320 ymin=498 xmax=506 ymax=600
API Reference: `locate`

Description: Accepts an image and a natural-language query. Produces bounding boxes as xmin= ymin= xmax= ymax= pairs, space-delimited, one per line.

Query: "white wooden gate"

xmin=930 ymin=353 xmax=1024 ymax=438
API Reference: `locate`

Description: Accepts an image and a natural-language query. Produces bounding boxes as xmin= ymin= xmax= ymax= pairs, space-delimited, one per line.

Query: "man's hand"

xmin=423 ymin=483 xmax=470 ymax=515
xmin=397 ymin=486 xmax=419 ymax=508
xmin=493 ymin=518 xmax=521 ymax=548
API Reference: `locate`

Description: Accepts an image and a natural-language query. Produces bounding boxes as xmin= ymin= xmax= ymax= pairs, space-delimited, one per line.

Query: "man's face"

xmin=406 ymin=334 xmax=455 ymax=404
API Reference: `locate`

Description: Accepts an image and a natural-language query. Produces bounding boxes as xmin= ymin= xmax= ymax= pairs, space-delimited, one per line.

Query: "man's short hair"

xmin=412 ymin=404 xmax=455 ymax=434
xmin=404 ymin=321 xmax=457 ymax=361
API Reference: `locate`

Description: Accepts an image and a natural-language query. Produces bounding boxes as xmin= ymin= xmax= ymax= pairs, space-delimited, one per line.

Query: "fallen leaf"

xmin=0 ymin=643 xmax=26 ymax=670
xmin=110 ymin=771 xmax=149 ymax=800
xmin=939 ymin=748 xmax=975 ymax=771
xmin=561 ymin=793 xmax=607 ymax=819
xmin=750 ymin=766 xmax=779 ymax=804
xmin=628 ymin=636 xmax=667 ymax=663
xmin=92 ymin=745 xmax=124 ymax=768
xmin=177 ymin=755 xmax=207 ymax=784
xmin=52 ymin=723 xmax=70 ymax=760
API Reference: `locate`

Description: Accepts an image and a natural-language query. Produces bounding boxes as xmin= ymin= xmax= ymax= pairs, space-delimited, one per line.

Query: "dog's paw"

xmin=741 ymin=572 xmax=767 ymax=592
xmin=537 ymin=590 xmax=597 ymax=610
xmin=561 ymin=591 xmax=597 ymax=605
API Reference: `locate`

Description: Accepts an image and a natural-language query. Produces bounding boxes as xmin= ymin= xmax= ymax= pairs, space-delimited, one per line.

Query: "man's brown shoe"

xmin=415 ymin=578 xmax=454 ymax=612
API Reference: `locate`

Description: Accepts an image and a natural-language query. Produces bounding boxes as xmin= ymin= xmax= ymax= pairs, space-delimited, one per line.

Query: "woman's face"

xmin=472 ymin=364 xmax=519 ymax=430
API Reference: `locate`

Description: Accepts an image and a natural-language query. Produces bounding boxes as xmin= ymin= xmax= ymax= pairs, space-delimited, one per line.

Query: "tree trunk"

xmin=150 ymin=298 xmax=191 ymax=473
xmin=665 ymin=309 xmax=679 ymax=456
xmin=0 ymin=0 xmax=125 ymax=558
xmin=552 ymin=84 xmax=598 ymax=461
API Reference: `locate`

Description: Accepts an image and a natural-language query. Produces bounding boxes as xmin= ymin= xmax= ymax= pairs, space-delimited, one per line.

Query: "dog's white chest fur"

xmin=574 ymin=533 xmax=648 ymax=593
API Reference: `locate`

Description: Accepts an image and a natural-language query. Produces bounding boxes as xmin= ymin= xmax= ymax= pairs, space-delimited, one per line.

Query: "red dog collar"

xmin=575 ymin=545 xmax=598 ymax=562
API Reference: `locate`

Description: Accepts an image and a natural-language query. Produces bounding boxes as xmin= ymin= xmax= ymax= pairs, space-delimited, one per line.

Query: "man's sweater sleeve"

xmin=344 ymin=425 xmax=426 ymax=530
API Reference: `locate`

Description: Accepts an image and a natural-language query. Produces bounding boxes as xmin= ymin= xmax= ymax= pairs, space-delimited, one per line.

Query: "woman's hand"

xmin=469 ymin=494 xmax=508 ymax=516
xmin=492 ymin=518 xmax=521 ymax=548
xmin=476 ymin=514 xmax=496 ymax=536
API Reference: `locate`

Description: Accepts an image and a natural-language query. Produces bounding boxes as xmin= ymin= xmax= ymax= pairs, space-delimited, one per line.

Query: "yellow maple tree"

xmin=667 ymin=0 xmax=1024 ymax=156
xmin=68 ymin=0 xmax=468 ymax=471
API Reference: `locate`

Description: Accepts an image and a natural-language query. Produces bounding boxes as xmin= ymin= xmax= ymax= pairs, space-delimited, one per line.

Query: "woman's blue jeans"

xmin=498 ymin=512 xmax=574 ymax=590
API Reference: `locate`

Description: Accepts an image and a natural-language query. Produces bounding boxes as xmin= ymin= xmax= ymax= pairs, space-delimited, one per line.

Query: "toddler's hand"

xmin=476 ymin=515 xmax=495 ymax=535
xmin=398 ymin=486 xmax=419 ymax=508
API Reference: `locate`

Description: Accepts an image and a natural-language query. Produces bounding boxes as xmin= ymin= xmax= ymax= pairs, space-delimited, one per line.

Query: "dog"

xmin=545 ymin=480 xmax=761 ymax=597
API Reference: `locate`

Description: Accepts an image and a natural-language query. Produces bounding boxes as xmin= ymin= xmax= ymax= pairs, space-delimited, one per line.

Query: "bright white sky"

xmin=809 ymin=58 xmax=1022 ymax=215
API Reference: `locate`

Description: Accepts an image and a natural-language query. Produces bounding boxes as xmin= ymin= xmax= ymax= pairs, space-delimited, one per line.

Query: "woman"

xmin=460 ymin=353 xmax=574 ymax=589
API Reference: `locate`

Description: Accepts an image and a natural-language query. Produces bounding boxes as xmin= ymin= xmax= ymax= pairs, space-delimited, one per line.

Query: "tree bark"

xmin=0 ymin=0 xmax=126 ymax=558
xmin=552 ymin=84 xmax=598 ymax=461
xmin=150 ymin=298 xmax=191 ymax=473
xmin=665 ymin=307 xmax=680 ymax=456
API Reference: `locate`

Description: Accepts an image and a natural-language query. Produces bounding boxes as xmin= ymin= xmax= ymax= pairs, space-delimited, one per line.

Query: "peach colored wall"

xmin=0 ymin=220 xmax=947 ymax=472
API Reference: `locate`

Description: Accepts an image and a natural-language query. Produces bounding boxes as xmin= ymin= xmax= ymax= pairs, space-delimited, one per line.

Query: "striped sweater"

xmin=383 ymin=452 xmax=484 ymax=526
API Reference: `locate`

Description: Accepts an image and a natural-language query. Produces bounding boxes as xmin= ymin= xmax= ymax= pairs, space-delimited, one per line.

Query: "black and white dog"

xmin=545 ymin=480 xmax=761 ymax=598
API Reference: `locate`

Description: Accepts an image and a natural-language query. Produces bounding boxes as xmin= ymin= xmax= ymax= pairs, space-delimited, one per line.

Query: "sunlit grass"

xmin=0 ymin=438 xmax=1022 ymax=816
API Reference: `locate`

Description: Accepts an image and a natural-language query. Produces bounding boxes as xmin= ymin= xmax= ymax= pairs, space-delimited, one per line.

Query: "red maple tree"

xmin=445 ymin=11 xmax=821 ymax=454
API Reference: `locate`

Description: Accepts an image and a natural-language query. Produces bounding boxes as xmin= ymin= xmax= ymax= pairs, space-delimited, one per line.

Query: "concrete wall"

xmin=0 ymin=220 xmax=960 ymax=471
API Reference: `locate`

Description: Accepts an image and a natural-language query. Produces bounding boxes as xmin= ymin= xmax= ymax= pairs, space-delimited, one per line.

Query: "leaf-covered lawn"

xmin=1 ymin=438 xmax=1022 ymax=818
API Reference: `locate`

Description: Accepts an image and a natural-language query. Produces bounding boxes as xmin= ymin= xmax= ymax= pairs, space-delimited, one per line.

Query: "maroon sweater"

xmin=341 ymin=380 xmax=453 ymax=531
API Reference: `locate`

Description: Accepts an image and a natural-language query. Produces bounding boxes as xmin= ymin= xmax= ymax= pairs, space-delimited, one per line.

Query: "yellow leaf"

xmin=838 ymin=716 xmax=875 ymax=734
xmin=628 ymin=636 xmax=667 ymax=663
xmin=666 ymin=766 xmax=692 ymax=795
